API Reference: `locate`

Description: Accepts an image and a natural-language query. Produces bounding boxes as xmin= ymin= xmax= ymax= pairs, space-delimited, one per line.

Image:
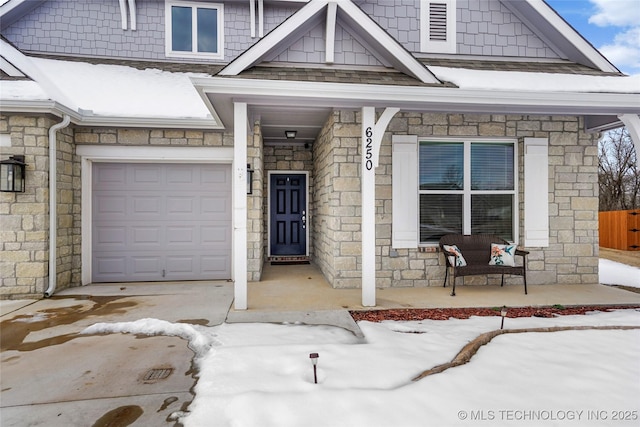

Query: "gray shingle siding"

xmin=2 ymin=0 xmax=293 ymax=63
xmin=357 ymin=0 xmax=560 ymax=59
xmin=4 ymin=0 xmax=562 ymax=65
xmin=456 ymin=0 xmax=561 ymax=58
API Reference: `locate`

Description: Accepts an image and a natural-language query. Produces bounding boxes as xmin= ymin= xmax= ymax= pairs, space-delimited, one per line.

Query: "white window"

xmin=418 ymin=139 xmax=518 ymax=243
xmin=165 ymin=1 xmax=224 ymax=59
xmin=420 ymin=0 xmax=456 ymax=54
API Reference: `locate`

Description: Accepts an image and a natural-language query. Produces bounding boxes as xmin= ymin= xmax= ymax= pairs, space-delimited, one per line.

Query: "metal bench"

xmin=439 ymin=234 xmax=529 ymax=296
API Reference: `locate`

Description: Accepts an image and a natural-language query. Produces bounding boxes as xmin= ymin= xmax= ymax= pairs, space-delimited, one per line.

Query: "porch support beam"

xmin=234 ymin=102 xmax=249 ymax=310
xmin=618 ymin=114 xmax=640 ymax=168
xmin=361 ymin=106 xmax=399 ymax=307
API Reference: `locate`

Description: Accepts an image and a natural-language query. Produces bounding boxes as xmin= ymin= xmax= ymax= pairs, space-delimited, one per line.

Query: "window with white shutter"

xmin=420 ymin=0 xmax=456 ymax=54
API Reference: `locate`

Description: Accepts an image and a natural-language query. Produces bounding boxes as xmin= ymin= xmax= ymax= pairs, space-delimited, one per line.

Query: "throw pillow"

xmin=489 ymin=243 xmax=516 ymax=267
xmin=443 ymin=244 xmax=467 ymax=267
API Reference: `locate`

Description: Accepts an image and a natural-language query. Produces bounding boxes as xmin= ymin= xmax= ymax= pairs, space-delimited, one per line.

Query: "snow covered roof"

xmin=0 ymin=39 xmax=218 ymax=128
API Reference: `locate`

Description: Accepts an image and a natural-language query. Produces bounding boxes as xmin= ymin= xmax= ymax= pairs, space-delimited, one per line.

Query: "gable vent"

xmin=429 ymin=3 xmax=448 ymax=41
xmin=421 ymin=0 xmax=456 ymax=54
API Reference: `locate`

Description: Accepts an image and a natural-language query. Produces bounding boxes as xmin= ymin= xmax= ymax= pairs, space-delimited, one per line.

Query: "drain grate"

xmin=143 ymin=368 xmax=173 ymax=381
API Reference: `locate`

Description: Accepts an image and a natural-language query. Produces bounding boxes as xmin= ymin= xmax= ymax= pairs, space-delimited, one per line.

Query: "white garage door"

xmin=92 ymin=163 xmax=231 ymax=282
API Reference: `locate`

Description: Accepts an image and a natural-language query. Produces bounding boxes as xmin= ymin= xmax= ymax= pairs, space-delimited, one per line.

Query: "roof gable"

xmin=219 ymin=0 xmax=440 ymax=84
xmin=504 ymin=0 xmax=619 ymax=73
xmin=0 ymin=0 xmax=47 ymax=31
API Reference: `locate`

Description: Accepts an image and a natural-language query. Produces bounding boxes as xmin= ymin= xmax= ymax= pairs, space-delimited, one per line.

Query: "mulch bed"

xmin=350 ymin=305 xmax=640 ymax=322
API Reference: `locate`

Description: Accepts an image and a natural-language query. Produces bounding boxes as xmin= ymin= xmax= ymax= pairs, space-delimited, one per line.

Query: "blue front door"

xmin=270 ymin=173 xmax=307 ymax=256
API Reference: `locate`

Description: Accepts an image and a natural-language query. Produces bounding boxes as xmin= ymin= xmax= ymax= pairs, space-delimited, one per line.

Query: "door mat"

xmin=270 ymin=256 xmax=311 ymax=265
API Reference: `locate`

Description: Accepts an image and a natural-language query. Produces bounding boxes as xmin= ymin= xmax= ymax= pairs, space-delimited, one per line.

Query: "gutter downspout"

xmin=44 ymin=114 xmax=71 ymax=297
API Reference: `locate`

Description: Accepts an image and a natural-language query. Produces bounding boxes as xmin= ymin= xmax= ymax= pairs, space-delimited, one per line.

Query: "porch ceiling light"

xmin=0 ymin=155 xmax=27 ymax=193
xmin=285 ymin=130 xmax=297 ymax=139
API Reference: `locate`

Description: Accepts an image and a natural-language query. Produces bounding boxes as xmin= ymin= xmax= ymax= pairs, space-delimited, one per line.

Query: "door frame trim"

xmin=267 ymin=170 xmax=310 ymax=258
xmin=77 ymin=145 xmax=234 ymax=285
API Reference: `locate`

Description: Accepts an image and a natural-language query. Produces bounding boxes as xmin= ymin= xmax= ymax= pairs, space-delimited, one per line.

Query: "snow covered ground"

xmin=599 ymin=259 xmax=640 ymax=288
xmin=83 ymin=261 xmax=640 ymax=427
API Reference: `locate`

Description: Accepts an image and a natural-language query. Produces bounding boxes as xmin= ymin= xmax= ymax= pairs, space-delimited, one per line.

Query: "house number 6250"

xmin=365 ymin=126 xmax=373 ymax=170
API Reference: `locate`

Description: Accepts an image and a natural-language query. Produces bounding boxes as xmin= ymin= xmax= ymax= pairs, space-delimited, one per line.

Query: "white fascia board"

xmin=192 ymin=77 xmax=640 ymax=116
xmin=75 ymin=115 xmax=221 ymax=129
xmin=520 ymin=0 xmax=618 ymax=73
xmin=0 ymin=57 xmax=25 ymax=77
xmin=219 ymin=0 xmax=329 ymax=76
xmin=0 ymin=39 xmax=77 ymax=108
xmin=336 ymin=1 xmax=439 ymax=84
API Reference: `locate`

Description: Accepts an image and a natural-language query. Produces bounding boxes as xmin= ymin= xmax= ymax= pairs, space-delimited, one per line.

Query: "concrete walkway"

xmin=2 ymin=262 xmax=639 ymax=426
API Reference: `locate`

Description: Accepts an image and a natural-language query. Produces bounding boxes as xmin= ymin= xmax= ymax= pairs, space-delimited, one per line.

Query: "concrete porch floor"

xmin=240 ymin=262 xmax=640 ymax=312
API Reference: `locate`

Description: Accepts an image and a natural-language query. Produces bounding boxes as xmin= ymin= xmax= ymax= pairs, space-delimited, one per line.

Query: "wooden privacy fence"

xmin=599 ymin=210 xmax=640 ymax=251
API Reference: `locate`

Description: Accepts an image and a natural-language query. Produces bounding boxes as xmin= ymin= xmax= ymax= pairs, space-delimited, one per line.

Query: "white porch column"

xmin=234 ymin=102 xmax=248 ymax=310
xmin=361 ymin=106 xmax=399 ymax=307
xmin=618 ymin=114 xmax=640 ymax=168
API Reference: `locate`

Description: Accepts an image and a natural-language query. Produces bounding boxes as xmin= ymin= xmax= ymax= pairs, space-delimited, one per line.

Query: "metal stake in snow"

xmin=309 ymin=353 xmax=319 ymax=384
xmin=500 ymin=306 xmax=508 ymax=330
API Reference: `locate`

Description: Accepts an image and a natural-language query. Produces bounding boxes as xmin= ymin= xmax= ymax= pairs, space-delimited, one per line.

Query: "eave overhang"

xmin=0 ymin=99 xmax=221 ymax=129
xmin=192 ymin=76 xmax=640 ymax=131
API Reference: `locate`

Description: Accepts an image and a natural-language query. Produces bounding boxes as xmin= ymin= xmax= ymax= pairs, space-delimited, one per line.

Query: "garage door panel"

xmin=166 ymin=196 xmax=196 ymax=215
xmin=127 ymin=256 xmax=163 ymax=280
xmin=201 ymin=255 xmax=230 ymax=275
xmin=201 ymin=167 xmax=229 ymax=184
xmin=131 ymin=226 xmax=162 ymax=246
xmin=92 ymin=163 xmax=231 ymax=282
xmin=201 ymin=226 xmax=229 ymax=244
xmin=94 ymin=227 xmax=127 ymax=253
xmin=94 ymin=196 xmax=127 ymax=219
xmin=166 ymin=167 xmax=196 ymax=184
xmin=201 ymin=196 xmax=230 ymax=217
xmin=166 ymin=256 xmax=193 ymax=273
xmin=93 ymin=164 xmax=127 ymax=188
xmin=94 ymin=256 xmax=127 ymax=277
xmin=166 ymin=226 xmax=195 ymax=244
xmin=132 ymin=196 xmax=163 ymax=216
xmin=132 ymin=165 xmax=162 ymax=184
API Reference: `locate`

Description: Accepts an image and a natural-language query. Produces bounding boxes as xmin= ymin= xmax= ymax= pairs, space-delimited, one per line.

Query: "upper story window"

xmin=165 ymin=1 xmax=224 ymax=59
xmin=420 ymin=0 xmax=456 ymax=54
xmin=419 ymin=139 xmax=517 ymax=243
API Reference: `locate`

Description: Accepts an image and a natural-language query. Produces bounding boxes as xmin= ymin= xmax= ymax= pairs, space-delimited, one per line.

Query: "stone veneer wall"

xmin=55 ymin=124 xmax=81 ymax=290
xmin=312 ymin=111 xmax=366 ymax=288
xmin=0 ymin=114 xmax=81 ymax=299
xmin=248 ymin=121 xmax=264 ymax=281
xmin=263 ymin=140 xmax=315 ymax=260
xmin=313 ymin=111 xmax=600 ymax=289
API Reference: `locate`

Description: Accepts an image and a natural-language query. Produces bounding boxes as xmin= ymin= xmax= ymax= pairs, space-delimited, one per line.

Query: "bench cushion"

xmin=442 ymin=244 xmax=467 ymax=266
xmin=489 ymin=243 xmax=516 ymax=266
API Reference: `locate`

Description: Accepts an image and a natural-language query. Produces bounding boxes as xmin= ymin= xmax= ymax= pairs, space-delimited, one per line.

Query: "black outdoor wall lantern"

xmin=247 ymin=163 xmax=254 ymax=194
xmin=0 ymin=155 xmax=27 ymax=193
